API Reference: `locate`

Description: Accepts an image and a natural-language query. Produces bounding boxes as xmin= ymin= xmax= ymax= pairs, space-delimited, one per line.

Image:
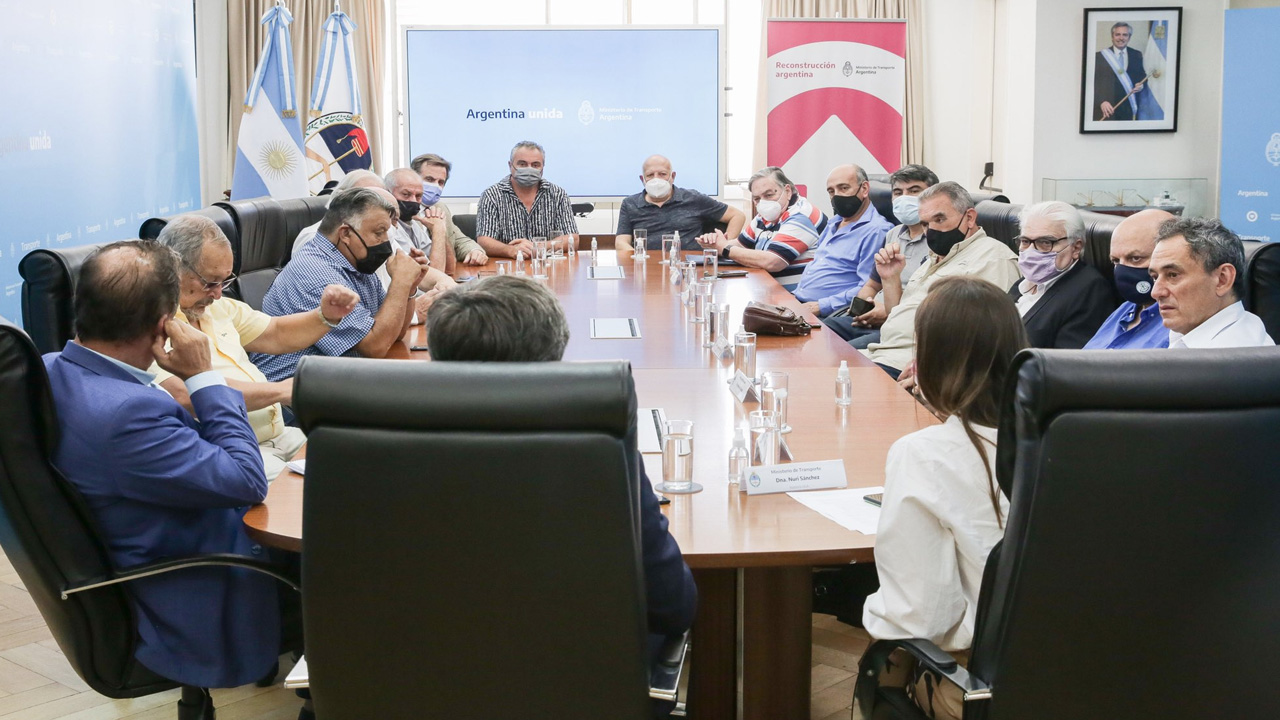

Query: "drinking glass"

xmin=701 ymin=248 xmax=718 ymax=279
xmin=748 ymin=410 xmax=780 ymax=467
xmin=494 ymin=260 xmax=513 ymax=275
xmin=681 ymin=262 xmax=698 ymax=306
xmin=704 ymin=301 xmax=729 ymax=348
xmin=633 ymin=228 xmax=649 ymax=260
xmin=734 ymin=331 xmax=757 ymax=379
xmin=660 ymin=233 xmax=678 ymax=264
xmin=532 ymin=239 xmax=548 ymax=279
xmin=692 ymin=280 xmax=713 ymax=323
xmin=548 ymin=231 xmax=565 ymax=258
xmin=657 ymin=419 xmax=700 ymax=494
xmin=761 ymin=371 xmax=792 ymax=433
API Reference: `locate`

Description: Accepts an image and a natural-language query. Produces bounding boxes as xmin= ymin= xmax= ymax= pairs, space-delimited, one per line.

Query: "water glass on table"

xmin=495 ymin=260 xmax=513 ymax=275
xmin=633 ymin=228 xmax=648 ymax=260
xmin=657 ymin=419 xmax=701 ymax=494
xmin=692 ymin=280 xmax=713 ymax=323
xmin=734 ymin=331 xmax=757 ymax=379
xmin=532 ymin=238 xmax=548 ymax=279
xmin=681 ymin=262 xmax=699 ymax=306
xmin=704 ymin=301 xmax=730 ymax=348
xmin=702 ymin=248 xmax=718 ymax=279
xmin=761 ymin=371 xmax=791 ymax=433
xmin=748 ymin=410 xmax=780 ymax=467
xmin=661 ymin=234 xmax=678 ymax=264
xmin=548 ymin=231 xmax=565 ymax=259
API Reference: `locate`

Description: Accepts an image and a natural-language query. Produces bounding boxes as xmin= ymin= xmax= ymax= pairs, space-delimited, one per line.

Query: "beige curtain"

xmin=757 ymin=0 xmax=925 ymax=171
xmin=227 ymin=1 xmax=388 ymax=189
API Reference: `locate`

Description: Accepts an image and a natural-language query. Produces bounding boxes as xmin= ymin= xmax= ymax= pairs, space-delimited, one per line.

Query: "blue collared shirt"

xmin=793 ymin=203 xmax=893 ymax=315
xmin=1083 ymin=301 xmax=1170 ymax=350
xmin=253 ymin=231 xmax=386 ymax=381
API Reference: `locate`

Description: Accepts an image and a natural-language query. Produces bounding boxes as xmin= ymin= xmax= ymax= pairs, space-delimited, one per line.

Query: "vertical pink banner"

xmin=766 ymin=20 xmax=906 ymax=198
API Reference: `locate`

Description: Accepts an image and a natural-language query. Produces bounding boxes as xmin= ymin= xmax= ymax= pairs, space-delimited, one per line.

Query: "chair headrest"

xmin=294 ymin=358 xmax=637 ymax=437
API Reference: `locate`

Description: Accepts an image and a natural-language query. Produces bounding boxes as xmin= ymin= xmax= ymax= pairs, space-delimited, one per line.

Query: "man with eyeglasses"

xmin=154 ymin=214 xmax=362 ymax=479
xmin=1007 ymin=201 xmax=1116 ymax=348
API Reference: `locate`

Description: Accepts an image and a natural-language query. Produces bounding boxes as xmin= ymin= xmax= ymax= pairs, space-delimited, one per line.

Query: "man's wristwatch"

xmin=317 ymin=307 xmax=340 ymax=329
xmin=720 ymin=246 xmax=733 ymax=262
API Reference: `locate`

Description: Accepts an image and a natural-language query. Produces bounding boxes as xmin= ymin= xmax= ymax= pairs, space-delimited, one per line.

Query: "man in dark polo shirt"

xmin=615 ymin=154 xmax=745 ymax=254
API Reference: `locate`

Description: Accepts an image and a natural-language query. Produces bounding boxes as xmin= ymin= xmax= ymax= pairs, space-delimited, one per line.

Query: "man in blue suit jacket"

xmin=43 ymin=240 xmax=280 ymax=689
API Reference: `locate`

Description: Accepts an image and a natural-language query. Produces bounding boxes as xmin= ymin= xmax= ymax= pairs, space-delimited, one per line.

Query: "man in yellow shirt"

xmin=152 ymin=215 xmax=361 ymax=478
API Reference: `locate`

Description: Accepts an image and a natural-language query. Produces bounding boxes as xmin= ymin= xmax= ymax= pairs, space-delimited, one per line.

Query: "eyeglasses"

xmin=184 ymin=262 xmax=236 ymax=292
xmin=1016 ymin=235 xmax=1069 ymax=253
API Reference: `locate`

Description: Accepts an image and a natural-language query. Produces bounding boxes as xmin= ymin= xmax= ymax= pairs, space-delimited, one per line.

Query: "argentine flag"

xmin=1136 ymin=20 xmax=1168 ymax=121
xmin=231 ymin=5 xmax=308 ymax=200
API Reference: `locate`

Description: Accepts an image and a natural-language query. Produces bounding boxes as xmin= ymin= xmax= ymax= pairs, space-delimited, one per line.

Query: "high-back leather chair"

xmin=855 ymin=347 xmax=1280 ymax=719
xmin=277 ymin=196 xmax=330 ymax=266
xmin=19 ymin=243 xmax=108 ymax=354
xmin=293 ymin=357 xmax=661 ymax=720
xmin=0 ymin=321 xmax=298 ymax=719
xmin=870 ymin=181 xmax=1011 ymax=229
xmin=453 ymin=212 xmax=478 ymax=241
xmin=215 ymin=197 xmax=290 ymax=309
xmin=1244 ymin=240 xmax=1280 ymax=340
xmin=137 ymin=205 xmax=238 ymax=246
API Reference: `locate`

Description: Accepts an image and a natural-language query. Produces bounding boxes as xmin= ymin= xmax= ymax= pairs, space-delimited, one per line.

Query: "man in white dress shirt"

xmin=1149 ymin=217 xmax=1274 ymax=349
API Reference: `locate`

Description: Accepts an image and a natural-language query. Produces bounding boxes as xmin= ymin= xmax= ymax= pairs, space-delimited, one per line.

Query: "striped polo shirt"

xmin=475 ymin=176 xmax=579 ymax=242
xmin=738 ymin=194 xmax=828 ymax=285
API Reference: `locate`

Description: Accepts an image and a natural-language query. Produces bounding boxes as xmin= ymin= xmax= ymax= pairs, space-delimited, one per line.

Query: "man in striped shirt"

xmin=697 ymin=166 xmax=827 ymax=288
xmin=475 ymin=140 xmax=578 ymax=259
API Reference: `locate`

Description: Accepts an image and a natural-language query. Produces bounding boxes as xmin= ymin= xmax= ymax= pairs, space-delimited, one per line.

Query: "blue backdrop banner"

xmin=1220 ymin=7 xmax=1280 ymax=243
xmin=0 ymin=1 xmax=201 ymax=326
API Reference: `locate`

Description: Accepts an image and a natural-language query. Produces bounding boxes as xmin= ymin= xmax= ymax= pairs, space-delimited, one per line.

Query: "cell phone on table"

xmin=717 ymin=270 xmax=748 ymax=278
xmin=864 ymin=493 xmax=883 ymax=508
xmin=848 ymin=297 xmax=875 ymax=317
xmin=409 ymin=345 xmax=429 ymax=352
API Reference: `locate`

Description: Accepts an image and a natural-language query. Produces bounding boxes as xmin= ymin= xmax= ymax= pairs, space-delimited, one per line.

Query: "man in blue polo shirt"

xmin=615 ymin=154 xmax=745 ymax=253
xmin=254 ymin=188 xmax=426 ymax=380
xmin=794 ymin=163 xmax=892 ymax=318
xmin=1084 ymin=208 xmax=1174 ymax=350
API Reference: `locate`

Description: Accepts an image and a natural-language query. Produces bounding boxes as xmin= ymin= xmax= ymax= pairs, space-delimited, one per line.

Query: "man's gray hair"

xmin=1156 ymin=217 xmax=1246 ymax=297
xmin=1111 ymin=21 xmax=1133 ymax=34
xmin=510 ymin=140 xmax=546 ymax=162
xmin=747 ymin=166 xmax=795 ymax=194
xmin=427 ymin=275 xmax=570 ymax=362
xmin=317 ymin=187 xmax=396 ymax=236
xmin=155 ymin=214 xmax=230 ymax=269
xmin=919 ymin=181 xmax=975 ymax=215
xmin=1018 ymin=201 xmax=1085 ymax=243
xmin=383 ymin=167 xmax=421 ymax=191
xmin=337 ymin=169 xmax=380 ymax=191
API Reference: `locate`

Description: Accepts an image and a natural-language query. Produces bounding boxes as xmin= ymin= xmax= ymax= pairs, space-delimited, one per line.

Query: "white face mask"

xmin=644 ymin=177 xmax=672 ymax=199
xmin=757 ymin=199 xmax=784 ymax=223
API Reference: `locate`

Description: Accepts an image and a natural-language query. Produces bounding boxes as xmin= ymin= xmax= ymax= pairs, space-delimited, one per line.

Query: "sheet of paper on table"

xmin=786 ymin=486 xmax=884 ymax=535
xmin=637 ymin=408 xmax=668 ymax=454
xmin=587 ymin=265 xmax=625 ymax=279
xmin=284 ymin=655 xmax=309 ymax=689
xmin=590 ymin=317 xmax=642 ymax=339
xmin=286 ymin=459 xmax=306 ymax=475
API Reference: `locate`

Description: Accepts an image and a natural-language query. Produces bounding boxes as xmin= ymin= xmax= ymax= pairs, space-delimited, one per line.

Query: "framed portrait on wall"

xmin=1080 ymin=7 xmax=1182 ymax=133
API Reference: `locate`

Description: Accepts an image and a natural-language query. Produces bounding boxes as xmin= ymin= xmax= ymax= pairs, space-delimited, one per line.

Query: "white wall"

xmin=1030 ymin=0 xmax=1226 ymax=210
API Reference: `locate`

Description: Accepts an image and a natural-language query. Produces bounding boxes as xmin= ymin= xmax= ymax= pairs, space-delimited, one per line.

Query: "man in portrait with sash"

xmin=1094 ymin=21 xmax=1146 ymax=121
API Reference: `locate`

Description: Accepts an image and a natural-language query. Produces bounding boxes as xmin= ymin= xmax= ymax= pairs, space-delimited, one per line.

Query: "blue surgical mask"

xmin=892 ymin=195 xmax=921 ymax=226
xmin=513 ymin=167 xmax=542 ymax=188
xmin=420 ymin=183 xmax=443 ymax=206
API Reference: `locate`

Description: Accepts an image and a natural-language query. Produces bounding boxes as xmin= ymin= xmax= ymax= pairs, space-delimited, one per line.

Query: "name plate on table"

xmin=711 ymin=335 xmax=732 ymax=358
xmin=744 ymin=460 xmax=848 ymax=496
xmin=729 ymin=370 xmax=759 ymax=402
xmin=588 ymin=265 xmax=625 ymax=279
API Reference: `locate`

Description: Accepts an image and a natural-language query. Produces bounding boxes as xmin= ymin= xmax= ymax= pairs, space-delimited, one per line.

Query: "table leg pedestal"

xmin=687 ymin=568 xmax=737 ymax=719
xmin=742 ymin=566 xmax=813 ymax=720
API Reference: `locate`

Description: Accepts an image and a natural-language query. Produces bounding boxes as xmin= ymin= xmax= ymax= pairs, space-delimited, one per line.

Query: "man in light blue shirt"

xmin=795 ymin=164 xmax=892 ymax=318
xmin=1084 ymin=209 xmax=1173 ymax=350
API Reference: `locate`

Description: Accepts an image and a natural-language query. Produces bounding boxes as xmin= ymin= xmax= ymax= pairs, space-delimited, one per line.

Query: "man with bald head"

xmin=1084 ymin=208 xmax=1175 ymax=349
xmin=793 ymin=163 xmax=893 ymax=317
xmin=616 ymin=154 xmax=745 ymax=253
xmin=386 ymin=167 xmax=452 ymax=273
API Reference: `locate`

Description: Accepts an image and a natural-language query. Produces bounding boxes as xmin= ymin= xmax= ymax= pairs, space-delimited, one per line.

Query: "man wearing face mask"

xmin=475 ymin=140 xmax=578 ymax=259
xmin=411 ymin=152 xmax=488 ymax=266
xmin=615 ymin=154 xmax=745 ymax=254
xmin=697 ymin=166 xmax=827 ymax=288
xmin=864 ymin=182 xmax=1020 ymax=378
xmin=385 ymin=167 xmax=452 ymax=274
xmin=255 ymin=188 xmax=426 ymax=381
xmin=1084 ymin=209 xmax=1174 ymax=349
xmin=793 ymin=163 xmax=892 ymax=319
xmin=1007 ymin=201 xmax=1116 ymax=348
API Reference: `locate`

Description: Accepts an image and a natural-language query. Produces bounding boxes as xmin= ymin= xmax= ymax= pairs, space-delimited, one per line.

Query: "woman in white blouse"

xmin=861 ymin=275 xmax=1029 ymax=719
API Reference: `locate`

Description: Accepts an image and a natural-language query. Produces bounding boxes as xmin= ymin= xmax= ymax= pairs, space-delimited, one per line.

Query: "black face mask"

xmin=831 ymin=193 xmax=865 ymax=219
xmin=925 ymin=216 xmax=969 ymax=257
xmin=396 ymin=199 xmax=420 ymax=223
xmin=347 ymin=225 xmax=392 ymax=274
xmin=1113 ymin=263 xmax=1155 ymax=305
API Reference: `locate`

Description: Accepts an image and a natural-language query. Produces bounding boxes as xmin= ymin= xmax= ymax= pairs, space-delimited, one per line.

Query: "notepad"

xmin=786 ymin=487 xmax=884 ymax=535
xmin=284 ymin=655 xmax=309 ymax=689
xmin=587 ymin=265 xmax=625 ymax=279
xmin=286 ymin=459 xmax=306 ymax=475
xmin=637 ymin=408 xmax=668 ymax=454
xmin=590 ymin=318 xmax=642 ymax=339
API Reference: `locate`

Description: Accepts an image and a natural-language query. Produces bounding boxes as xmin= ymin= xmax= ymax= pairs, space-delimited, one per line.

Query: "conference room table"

xmin=244 ymin=248 xmax=936 ymax=720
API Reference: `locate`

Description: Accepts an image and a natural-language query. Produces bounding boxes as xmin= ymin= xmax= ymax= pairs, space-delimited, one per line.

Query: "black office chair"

xmin=212 ymin=197 xmax=293 ymax=309
xmin=453 ymin=212 xmax=477 ymax=241
xmin=277 ymin=196 xmax=330 ymax=266
xmin=137 ymin=205 xmax=238 ymax=246
xmin=1244 ymin=240 xmax=1280 ymax=340
xmin=854 ymin=347 xmax=1280 ymax=719
xmin=292 ymin=357 xmax=687 ymax=720
xmin=19 ymin=243 xmax=108 ymax=354
xmin=0 ymin=321 xmax=300 ymax=719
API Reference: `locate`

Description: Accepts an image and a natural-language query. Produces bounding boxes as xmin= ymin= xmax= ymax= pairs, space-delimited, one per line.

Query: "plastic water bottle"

xmin=590 ymin=238 xmax=598 ymax=264
xmin=567 ymin=238 xmax=576 ymax=258
xmin=515 ymin=251 xmax=525 ymax=275
xmin=835 ymin=360 xmax=852 ymax=406
xmin=727 ymin=427 xmax=749 ymax=485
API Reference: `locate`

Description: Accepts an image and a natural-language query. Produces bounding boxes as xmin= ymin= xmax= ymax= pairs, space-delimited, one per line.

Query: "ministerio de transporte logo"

xmin=748 ymin=472 xmax=763 ymax=489
xmin=1267 ymin=133 xmax=1280 ymax=167
xmin=578 ymin=100 xmax=595 ymax=126
xmin=842 ymin=61 xmax=853 ymax=77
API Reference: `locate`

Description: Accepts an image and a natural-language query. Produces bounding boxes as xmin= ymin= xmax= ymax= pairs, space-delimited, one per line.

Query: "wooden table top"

xmin=244 ymin=250 xmax=937 ymax=567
